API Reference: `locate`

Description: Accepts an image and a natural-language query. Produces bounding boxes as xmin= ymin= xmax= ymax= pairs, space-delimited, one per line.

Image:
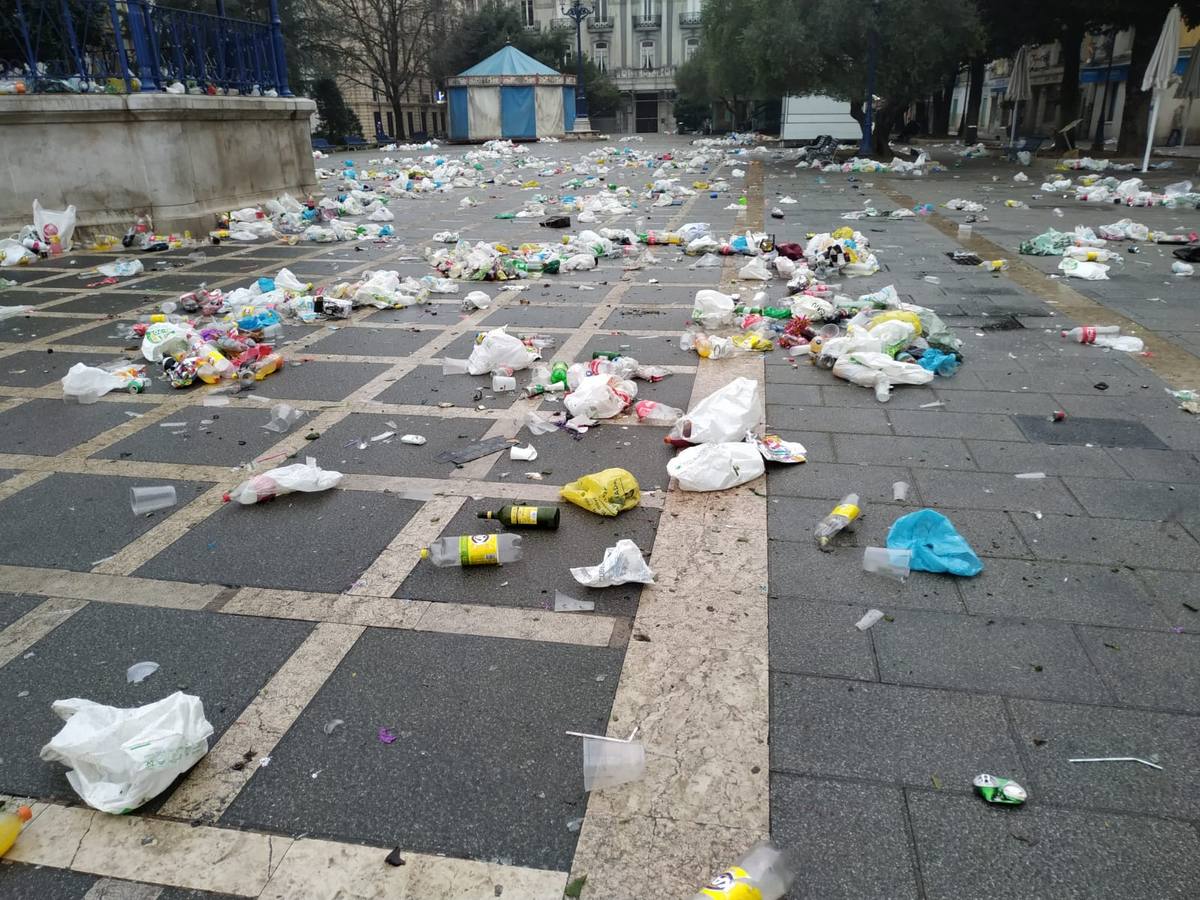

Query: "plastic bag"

xmin=33 ymin=199 xmax=77 ymax=253
xmin=0 ymin=238 xmax=36 ymax=267
xmin=467 ymin=327 xmax=537 ymax=375
xmin=833 ymin=351 xmax=933 ymax=401
xmin=0 ymin=304 xmax=34 ymax=320
xmin=738 ymin=257 xmax=771 ymax=281
xmin=224 ymin=458 xmax=343 ymax=504
xmin=669 ymin=377 xmax=759 ymax=444
xmin=886 ymin=509 xmax=983 ymax=576
xmin=1057 ymin=258 xmax=1109 ymax=280
xmin=97 ymin=258 xmax=144 ymax=278
xmin=274 ymin=267 xmax=309 ymax=292
xmin=564 ymin=374 xmax=635 ymax=419
xmin=667 ymin=442 xmax=765 ymax=491
xmin=560 ymin=468 xmax=641 ymax=516
xmin=570 ymin=539 xmax=656 ymax=587
xmin=61 ymin=362 xmax=132 ymax=404
xmin=39 ymin=692 xmax=213 ymax=813
xmin=692 ymin=289 xmax=736 ymax=328
xmin=917 ymin=349 xmax=960 ymax=377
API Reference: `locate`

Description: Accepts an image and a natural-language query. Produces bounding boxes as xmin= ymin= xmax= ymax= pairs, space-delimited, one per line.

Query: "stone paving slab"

xmin=0 ymin=603 xmax=312 ymax=806
xmin=309 ymin=412 xmax=495 ymax=477
xmin=42 ymin=292 xmax=157 ymax=316
xmin=373 ymin=365 xmax=532 ymax=410
xmin=0 ymin=592 xmax=43 ymax=631
xmin=1 ymin=315 xmax=91 ymax=343
xmin=0 ymin=399 xmax=138 ymax=457
xmin=220 ymin=628 xmax=621 ymax=871
xmin=485 ymin=422 xmax=674 ymax=492
xmin=0 ymin=473 xmax=211 ymax=572
xmin=304 ymin=324 xmax=437 ymax=358
xmin=908 ymin=791 xmax=1200 ymax=900
xmin=136 ymin=490 xmax=423 ymax=593
xmin=1075 ymin=626 xmax=1200 ymax=713
xmin=92 ymin=406 xmax=289 ymax=467
xmin=248 ymin=360 xmax=393 ymax=402
xmin=579 ymin=333 xmax=696 ymax=366
xmin=1013 ymin=413 xmax=1169 ymax=450
xmin=0 ymin=350 xmax=132 ymax=388
xmin=397 ymin=496 xmax=661 ymax=617
xmin=768 ymin=598 xmax=877 ymax=680
xmin=1012 ymin=513 xmax=1199 ymax=569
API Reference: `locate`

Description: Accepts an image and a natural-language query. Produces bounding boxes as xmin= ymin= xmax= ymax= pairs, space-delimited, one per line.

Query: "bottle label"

xmin=459 ymin=534 xmax=500 ymax=565
xmin=510 ymin=506 xmax=540 ymax=526
xmin=699 ymin=866 xmax=763 ymax=900
xmin=1081 ymin=326 xmax=1096 ymax=343
xmin=831 ymin=503 xmax=860 ymax=521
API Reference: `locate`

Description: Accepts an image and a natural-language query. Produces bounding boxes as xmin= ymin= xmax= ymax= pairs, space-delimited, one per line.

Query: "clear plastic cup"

xmin=130 ymin=485 xmax=177 ymax=515
xmin=582 ymin=736 xmax=646 ymax=791
xmin=862 ymin=546 xmax=911 ymax=582
xmin=958 ymin=224 xmax=973 ymax=240
xmin=492 ymin=375 xmax=517 ymax=392
xmin=441 ymin=358 xmax=469 ymax=375
xmin=892 ymin=481 xmax=909 ymax=502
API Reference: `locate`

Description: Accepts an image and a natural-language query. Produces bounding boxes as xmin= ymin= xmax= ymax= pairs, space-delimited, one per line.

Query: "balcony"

xmin=522 ymin=22 xmax=540 ymax=32
xmin=550 ymin=17 xmax=574 ymax=30
xmin=588 ymin=18 xmax=613 ymax=31
xmin=633 ymin=14 xmax=662 ymax=29
xmin=610 ymin=65 xmax=677 ymax=89
xmin=679 ymin=11 xmax=703 ymax=26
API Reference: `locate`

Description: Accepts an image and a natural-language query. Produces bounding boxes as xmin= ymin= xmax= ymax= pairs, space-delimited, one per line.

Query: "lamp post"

xmin=859 ymin=1 xmax=880 ymax=156
xmin=560 ymin=0 xmax=591 ymax=130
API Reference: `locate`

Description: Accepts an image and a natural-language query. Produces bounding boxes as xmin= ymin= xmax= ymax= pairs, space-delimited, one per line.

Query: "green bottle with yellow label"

xmin=477 ymin=505 xmax=560 ymax=529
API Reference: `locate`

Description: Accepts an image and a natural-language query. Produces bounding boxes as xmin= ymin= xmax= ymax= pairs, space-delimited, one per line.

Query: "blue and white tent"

xmin=446 ymin=45 xmax=576 ymax=142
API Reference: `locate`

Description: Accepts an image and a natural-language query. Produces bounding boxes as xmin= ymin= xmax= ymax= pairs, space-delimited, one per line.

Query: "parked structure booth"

xmin=446 ymin=45 xmax=576 ymax=141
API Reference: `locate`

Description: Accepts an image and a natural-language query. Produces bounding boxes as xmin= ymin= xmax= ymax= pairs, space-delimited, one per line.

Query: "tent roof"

xmin=457 ymin=45 xmax=560 ymax=77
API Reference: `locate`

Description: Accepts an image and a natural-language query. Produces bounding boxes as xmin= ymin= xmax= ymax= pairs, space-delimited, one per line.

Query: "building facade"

xmin=339 ymin=75 xmax=447 ymax=142
xmin=521 ymin=0 xmax=702 ymax=133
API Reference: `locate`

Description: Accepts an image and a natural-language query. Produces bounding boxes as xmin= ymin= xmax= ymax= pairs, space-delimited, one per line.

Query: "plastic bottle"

xmin=1061 ymin=326 xmax=1120 ymax=343
xmin=634 ymin=400 xmax=683 ymax=425
xmin=691 ymin=842 xmax=794 ymax=900
xmin=550 ymin=361 xmax=569 ymax=386
xmin=478 ymin=505 xmax=560 ymax=529
xmin=0 ymin=806 xmax=33 ymax=857
xmin=420 ymin=533 xmax=523 ymax=567
xmin=814 ymin=493 xmax=860 ymax=551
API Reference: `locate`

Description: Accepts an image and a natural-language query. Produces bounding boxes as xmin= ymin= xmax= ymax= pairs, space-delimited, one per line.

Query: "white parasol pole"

xmin=1142 ymin=90 xmax=1162 ymax=172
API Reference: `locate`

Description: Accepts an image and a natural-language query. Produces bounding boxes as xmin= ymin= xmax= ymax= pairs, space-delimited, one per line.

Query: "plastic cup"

xmin=441 ymin=358 xmax=469 ymax=375
xmin=818 ymin=323 xmax=841 ymax=340
xmin=130 ymin=485 xmax=177 ymax=515
xmin=958 ymin=224 xmax=973 ymax=241
xmin=582 ymin=737 xmax=646 ymax=792
xmin=862 ymin=546 xmax=912 ymax=582
xmin=492 ymin=375 xmax=517 ymax=392
xmin=892 ymin=481 xmax=909 ymax=502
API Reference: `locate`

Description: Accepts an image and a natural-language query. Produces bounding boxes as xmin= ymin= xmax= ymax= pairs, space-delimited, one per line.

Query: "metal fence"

xmin=1 ymin=0 xmax=290 ymax=96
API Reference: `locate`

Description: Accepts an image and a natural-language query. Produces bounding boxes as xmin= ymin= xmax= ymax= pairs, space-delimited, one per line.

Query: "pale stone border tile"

xmin=0 ymin=596 xmax=87 ymax=666
xmin=346 ymin=494 xmax=467 ymax=596
xmin=413 ymin=601 xmax=617 ymax=647
xmin=93 ymin=484 xmax=229 ymax=576
xmin=0 ymin=469 xmax=52 ymax=501
xmin=160 ymin=622 xmax=364 ymax=822
xmin=39 ymin=571 xmax=222 ymax=609
xmin=222 ymin=587 xmax=429 ymax=628
xmin=0 ymin=563 xmax=58 ymax=593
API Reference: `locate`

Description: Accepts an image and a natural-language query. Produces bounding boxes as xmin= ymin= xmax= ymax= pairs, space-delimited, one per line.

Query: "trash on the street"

xmin=262 ymin=403 xmax=304 ymax=433
xmin=421 ymin=533 xmax=523 ymax=567
xmin=0 ymin=805 xmax=33 ymax=858
xmin=433 ymin=435 xmax=514 ymax=465
xmin=570 ymin=727 xmax=645 ymax=792
xmin=887 ymin=509 xmax=983 ymax=576
xmin=39 ymin=692 xmax=213 ymax=813
xmin=815 ymin=494 xmax=861 ymax=551
xmin=478 ymin=504 xmax=560 ymax=528
xmin=691 ymin=841 xmax=795 ymax=900
xmin=1068 ymin=756 xmax=1164 ymax=770
xmin=749 ymin=433 xmax=807 ymax=464
xmin=466 ymin=327 xmax=538 ymax=375
xmin=863 ymin=546 xmax=911 ymax=582
xmin=855 ymin=609 xmax=885 ymax=631
xmin=553 ymin=591 xmax=595 ymax=612
xmin=570 ymin=539 xmax=655 ymax=587
xmin=893 ymin=481 xmax=909 ymax=501
xmin=129 ymin=485 xmax=177 ymax=515
xmin=668 ymin=377 xmax=759 ymax=446
xmin=224 ymin=458 xmax=343 ymax=504
xmin=62 ymin=362 xmax=146 ymax=404
xmin=125 ymin=661 xmax=160 ymax=684
xmin=635 ymin=399 xmax=683 ymax=425
xmin=974 ymin=773 xmax=1028 ymax=805
xmin=560 ymin=467 xmax=641 ymax=516
xmin=668 ymin=441 xmax=765 ymax=492
xmin=1060 ymin=326 xmax=1144 ymax=352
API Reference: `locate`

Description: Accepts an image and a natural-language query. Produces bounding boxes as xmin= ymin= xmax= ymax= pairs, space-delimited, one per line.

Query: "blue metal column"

xmin=268 ymin=0 xmax=293 ymax=96
xmin=104 ymin=0 xmax=135 ymax=92
xmin=126 ymin=0 xmax=160 ymax=90
xmin=58 ymin=0 xmax=88 ymax=88
xmin=12 ymin=0 xmax=39 ymax=91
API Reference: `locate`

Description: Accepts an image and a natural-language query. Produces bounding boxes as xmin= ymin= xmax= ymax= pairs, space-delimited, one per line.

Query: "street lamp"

xmin=859 ymin=0 xmax=880 ymax=156
xmin=560 ymin=0 xmax=591 ymax=128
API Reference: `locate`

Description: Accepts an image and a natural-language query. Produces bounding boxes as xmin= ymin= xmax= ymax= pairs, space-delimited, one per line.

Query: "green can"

xmin=973 ymin=774 xmax=1027 ymax=805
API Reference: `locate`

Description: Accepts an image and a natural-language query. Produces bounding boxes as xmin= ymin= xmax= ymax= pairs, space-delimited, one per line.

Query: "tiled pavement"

xmin=2 ymin=138 xmax=1199 ymax=898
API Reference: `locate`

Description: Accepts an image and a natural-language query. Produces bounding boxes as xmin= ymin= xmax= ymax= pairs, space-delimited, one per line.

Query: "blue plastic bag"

xmin=917 ymin=349 xmax=959 ymax=377
xmin=886 ymin=509 xmax=983 ymax=576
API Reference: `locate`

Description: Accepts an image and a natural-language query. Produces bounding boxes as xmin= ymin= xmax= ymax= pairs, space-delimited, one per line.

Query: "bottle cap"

xmin=17 ymin=805 xmax=32 ymax=822
xmin=476 ymin=511 xmax=492 ymax=519
xmin=419 ymin=548 xmax=429 ymax=559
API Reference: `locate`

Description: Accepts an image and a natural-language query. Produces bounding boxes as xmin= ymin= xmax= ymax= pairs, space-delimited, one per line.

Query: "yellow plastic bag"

xmin=868 ymin=310 xmax=923 ymax=336
xmin=560 ymin=468 xmax=641 ymax=516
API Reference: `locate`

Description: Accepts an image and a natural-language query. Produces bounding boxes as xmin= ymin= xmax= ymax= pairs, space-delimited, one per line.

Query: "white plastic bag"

xmin=564 ymin=374 xmax=636 ymax=419
xmin=0 ymin=239 xmax=35 ymax=267
xmin=691 ymin=289 xmax=736 ymax=328
xmin=39 ymin=692 xmax=213 ymax=813
xmin=0 ymin=304 xmax=34 ymax=320
xmin=562 ymin=253 xmax=597 ymax=271
xmin=97 ymin=258 xmax=143 ymax=278
xmin=570 ymin=539 xmax=656 ymax=587
xmin=33 ymin=199 xmax=77 ymax=253
xmin=61 ymin=362 xmax=129 ymax=404
xmin=738 ymin=257 xmax=772 ymax=281
xmin=466 ymin=327 xmax=537 ymax=375
xmin=667 ymin=442 xmax=765 ymax=491
xmin=832 ymin=351 xmax=933 ymax=402
xmin=225 ymin=458 xmax=343 ymax=504
xmin=1058 ymin=258 xmax=1110 ymax=280
xmin=274 ymin=267 xmax=309 ymax=292
xmin=669 ymin=377 xmax=759 ymax=444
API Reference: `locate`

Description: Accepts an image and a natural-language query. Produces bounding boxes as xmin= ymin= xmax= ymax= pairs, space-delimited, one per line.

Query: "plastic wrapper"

xmin=887 ymin=509 xmax=983 ymax=576
xmin=560 ymin=467 xmax=641 ymax=516
xmin=1057 ymin=258 xmax=1110 ymax=280
xmin=691 ymin=289 xmax=736 ymax=328
xmin=39 ymin=692 xmax=213 ymax=813
xmin=225 ymin=458 xmax=343 ymax=505
xmin=667 ymin=442 xmax=766 ymax=491
xmin=466 ymin=327 xmax=538 ymax=375
xmin=564 ymin=374 xmax=636 ymax=419
xmin=669 ymin=377 xmax=759 ymax=444
xmin=832 ymin=351 xmax=934 ymax=402
xmin=61 ymin=362 xmax=142 ymax=404
xmin=738 ymin=257 xmax=772 ymax=281
xmin=570 ymin=539 xmax=656 ymax=587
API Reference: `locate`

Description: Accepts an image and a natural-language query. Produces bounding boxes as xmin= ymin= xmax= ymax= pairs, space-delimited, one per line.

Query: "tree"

xmin=716 ymin=0 xmax=983 ymax=153
xmin=308 ymin=0 xmax=439 ymax=142
xmin=675 ymin=45 xmax=755 ymax=131
xmin=311 ymin=75 xmax=362 ymax=139
xmin=580 ymin=60 xmax=619 ymax=118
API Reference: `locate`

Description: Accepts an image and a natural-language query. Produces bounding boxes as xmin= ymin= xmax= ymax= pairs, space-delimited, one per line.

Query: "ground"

xmin=1 ymin=136 xmax=1199 ymax=899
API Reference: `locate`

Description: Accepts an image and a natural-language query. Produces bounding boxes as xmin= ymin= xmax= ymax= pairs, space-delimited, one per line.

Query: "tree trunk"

xmin=931 ymin=67 xmax=958 ymax=136
xmin=964 ymin=55 xmax=984 ymax=142
xmin=1117 ymin=24 xmax=1154 ymax=158
xmin=849 ymin=99 xmax=868 ymax=149
xmin=391 ymin=97 xmax=405 ymax=139
xmin=871 ymin=99 xmax=905 ymax=156
xmin=1056 ymin=23 xmax=1086 ymax=149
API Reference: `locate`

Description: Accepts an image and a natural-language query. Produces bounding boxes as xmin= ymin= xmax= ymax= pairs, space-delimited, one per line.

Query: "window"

xmin=685 ymin=0 xmax=699 ymax=12
xmin=593 ymin=41 xmax=609 ymax=73
xmin=684 ymin=38 xmax=699 ymax=61
xmin=640 ymin=40 xmax=655 ymax=70
xmin=371 ymin=79 xmax=379 ymax=102
xmin=642 ymin=0 xmax=654 ymax=18
xmin=387 ymin=111 xmax=395 ymax=135
xmin=595 ymin=0 xmax=608 ymax=22
xmin=522 ymin=0 xmax=534 ymax=26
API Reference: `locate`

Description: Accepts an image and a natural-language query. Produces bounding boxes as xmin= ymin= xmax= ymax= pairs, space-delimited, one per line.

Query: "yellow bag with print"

xmin=560 ymin=468 xmax=641 ymax=517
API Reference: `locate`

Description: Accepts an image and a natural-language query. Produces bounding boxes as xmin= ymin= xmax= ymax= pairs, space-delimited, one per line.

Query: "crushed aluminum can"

xmin=974 ymin=773 xmax=1027 ymax=805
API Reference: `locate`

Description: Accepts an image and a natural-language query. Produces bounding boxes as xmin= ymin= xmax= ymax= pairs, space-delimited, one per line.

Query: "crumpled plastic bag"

xmin=669 ymin=377 xmax=759 ymax=444
xmin=224 ymin=457 xmax=343 ymax=504
xmin=467 ymin=327 xmax=537 ymax=375
xmin=886 ymin=509 xmax=983 ymax=576
xmin=832 ymin=351 xmax=933 ymax=401
xmin=97 ymin=258 xmax=144 ymax=278
xmin=39 ymin=692 xmax=213 ymax=813
xmin=33 ymin=199 xmax=77 ymax=253
xmin=61 ymin=362 xmax=132 ymax=404
xmin=917 ymin=349 xmax=960 ymax=377
xmin=667 ymin=442 xmax=765 ymax=491
xmin=691 ymin=289 xmax=736 ymax=328
xmin=560 ymin=468 xmax=641 ymax=516
xmin=570 ymin=539 xmax=656 ymax=587
xmin=1058 ymin=258 xmax=1109 ymax=280
xmin=564 ymin=374 xmax=636 ymax=419
xmin=738 ymin=257 xmax=771 ymax=281
xmin=0 ymin=238 xmax=36 ymax=267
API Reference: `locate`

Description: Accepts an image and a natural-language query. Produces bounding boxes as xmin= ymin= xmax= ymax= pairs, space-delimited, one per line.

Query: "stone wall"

xmin=0 ymin=93 xmax=319 ymax=240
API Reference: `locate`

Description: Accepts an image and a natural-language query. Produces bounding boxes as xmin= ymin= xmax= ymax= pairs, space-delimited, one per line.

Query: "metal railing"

xmin=679 ymin=11 xmax=702 ymax=26
xmin=587 ymin=18 xmax=613 ymax=31
xmin=550 ymin=17 xmax=574 ymax=30
xmin=522 ymin=22 xmax=540 ymax=32
xmin=1 ymin=0 xmax=290 ymax=95
xmin=632 ymin=14 xmax=662 ymax=29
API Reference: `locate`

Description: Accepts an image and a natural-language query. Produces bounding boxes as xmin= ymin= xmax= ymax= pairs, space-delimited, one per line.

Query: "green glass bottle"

xmin=477 ymin=505 xmax=560 ymax=529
